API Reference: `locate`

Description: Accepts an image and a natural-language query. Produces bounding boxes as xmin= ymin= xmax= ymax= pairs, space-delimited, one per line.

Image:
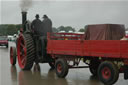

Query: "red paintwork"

xmin=102 ymin=67 xmax=111 ymax=80
xmin=125 ymin=36 xmax=128 ymax=38
xmin=0 ymin=40 xmax=8 ymax=44
xmin=17 ymin=34 xmax=27 ymax=69
xmin=57 ymin=64 xmax=62 ymax=73
xmin=47 ymin=33 xmax=128 ymax=60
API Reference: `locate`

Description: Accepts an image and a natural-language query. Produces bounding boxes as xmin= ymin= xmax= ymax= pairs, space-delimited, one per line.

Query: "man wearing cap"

xmin=31 ymin=14 xmax=44 ymax=62
xmin=40 ymin=15 xmax=52 ymax=59
xmin=31 ymin=14 xmax=42 ymax=35
xmin=42 ymin=14 xmax=52 ymax=36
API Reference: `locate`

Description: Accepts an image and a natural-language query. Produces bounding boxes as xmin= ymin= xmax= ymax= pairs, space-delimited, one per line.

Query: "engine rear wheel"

xmin=10 ymin=47 xmax=16 ymax=65
xmin=17 ymin=34 xmax=35 ymax=70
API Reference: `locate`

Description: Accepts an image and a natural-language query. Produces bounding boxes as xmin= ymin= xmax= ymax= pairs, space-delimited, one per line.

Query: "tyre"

xmin=55 ymin=59 xmax=69 ymax=78
xmin=124 ymin=65 xmax=128 ymax=79
xmin=6 ymin=44 xmax=8 ymax=48
xmin=10 ymin=47 xmax=16 ymax=65
xmin=98 ymin=61 xmax=119 ymax=85
xmin=33 ymin=64 xmax=40 ymax=72
xmin=17 ymin=34 xmax=35 ymax=70
xmin=89 ymin=60 xmax=100 ymax=76
xmin=89 ymin=65 xmax=97 ymax=76
xmin=49 ymin=62 xmax=55 ymax=69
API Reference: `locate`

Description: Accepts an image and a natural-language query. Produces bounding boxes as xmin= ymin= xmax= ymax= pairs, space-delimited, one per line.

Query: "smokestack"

xmin=21 ymin=11 xmax=27 ymax=32
xmin=20 ymin=0 xmax=33 ymax=12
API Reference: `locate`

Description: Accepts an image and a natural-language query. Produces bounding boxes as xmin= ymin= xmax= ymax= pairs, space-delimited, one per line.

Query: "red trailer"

xmin=47 ymin=32 xmax=128 ymax=85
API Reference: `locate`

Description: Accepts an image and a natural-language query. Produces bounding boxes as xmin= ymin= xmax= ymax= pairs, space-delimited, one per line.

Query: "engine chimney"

xmin=21 ymin=11 xmax=27 ymax=32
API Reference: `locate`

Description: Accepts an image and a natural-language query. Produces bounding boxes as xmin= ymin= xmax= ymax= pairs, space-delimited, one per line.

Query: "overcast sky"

xmin=0 ymin=0 xmax=128 ymax=30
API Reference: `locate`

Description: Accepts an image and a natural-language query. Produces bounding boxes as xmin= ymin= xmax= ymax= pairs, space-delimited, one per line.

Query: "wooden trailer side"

xmin=47 ymin=39 xmax=128 ymax=59
xmin=47 ymin=40 xmax=83 ymax=56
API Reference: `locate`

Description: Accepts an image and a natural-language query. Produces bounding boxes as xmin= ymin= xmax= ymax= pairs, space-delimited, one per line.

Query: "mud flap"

xmin=124 ymin=65 xmax=128 ymax=80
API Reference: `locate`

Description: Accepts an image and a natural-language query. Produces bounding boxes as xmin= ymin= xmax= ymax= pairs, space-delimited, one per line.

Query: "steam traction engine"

xmin=10 ymin=12 xmax=128 ymax=85
xmin=10 ymin=12 xmax=55 ymax=69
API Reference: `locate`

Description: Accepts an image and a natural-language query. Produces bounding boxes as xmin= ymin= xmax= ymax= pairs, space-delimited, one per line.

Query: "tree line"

xmin=0 ymin=24 xmax=22 ymax=36
xmin=0 ymin=24 xmax=85 ymax=36
xmin=0 ymin=24 xmax=128 ymax=36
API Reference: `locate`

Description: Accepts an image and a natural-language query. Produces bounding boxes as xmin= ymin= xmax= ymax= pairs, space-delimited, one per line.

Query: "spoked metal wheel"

xmin=17 ymin=34 xmax=35 ymax=70
xmin=10 ymin=47 xmax=16 ymax=65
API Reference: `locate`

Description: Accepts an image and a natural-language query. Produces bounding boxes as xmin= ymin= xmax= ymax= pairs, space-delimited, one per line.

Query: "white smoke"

xmin=20 ymin=0 xmax=33 ymax=12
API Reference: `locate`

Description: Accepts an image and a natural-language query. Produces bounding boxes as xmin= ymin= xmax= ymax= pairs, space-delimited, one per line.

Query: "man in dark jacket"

xmin=42 ymin=15 xmax=52 ymax=36
xmin=40 ymin=15 xmax=52 ymax=59
xmin=31 ymin=14 xmax=43 ymax=62
xmin=31 ymin=14 xmax=42 ymax=35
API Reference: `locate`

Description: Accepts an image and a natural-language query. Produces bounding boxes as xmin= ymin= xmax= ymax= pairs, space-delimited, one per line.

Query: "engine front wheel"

xmin=17 ymin=34 xmax=35 ymax=70
xmin=55 ymin=59 xmax=69 ymax=78
xmin=10 ymin=47 xmax=16 ymax=65
xmin=98 ymin=61 xmax=119 ymax=85
xmin=6 ymin=44 xmax=8 ymax=48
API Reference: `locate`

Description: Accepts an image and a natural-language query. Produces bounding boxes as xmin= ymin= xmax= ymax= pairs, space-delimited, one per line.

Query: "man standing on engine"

xmin=31 ymin=14 xmax=42 ymax=35
xmin=42 ymin=14 xmax=52 ymax=36
xmin=41 ymin=14 xmax=52 ymax=59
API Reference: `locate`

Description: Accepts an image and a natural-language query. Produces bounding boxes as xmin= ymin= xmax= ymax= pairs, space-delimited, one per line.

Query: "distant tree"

xmin=16 ymin=24 xmax=22 ymax=30
xmin=57 ymin=26 xmax=75 ymax=33
xmin=0 ymin=24 xmax=21 ymax=36
xmin=6 ymin=24 xmax=17 ymax=35
xmin=65 ymin=26 xmax=75 ymax=32
xmin=57 ymin=26 xmax=65 ymax=32
xmin=52 ymin=27 xmax=58 ymax=33
xmin=78 ymin=28 xmax=85 ymax=32
xmin=0 ymin=25 xmax=7 ymax=35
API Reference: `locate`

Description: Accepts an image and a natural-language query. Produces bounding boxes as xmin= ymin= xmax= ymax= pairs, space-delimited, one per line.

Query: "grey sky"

xmin=1 ymin=0 xmax=128 ymax=30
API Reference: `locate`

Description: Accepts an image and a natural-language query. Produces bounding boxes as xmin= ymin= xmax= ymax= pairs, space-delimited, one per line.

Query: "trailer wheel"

xmin=55 ymin=59 xmax=69 ymax=78
xmin=17 ymin=34 xmax=35 ymax=70
xmin=98 ymin=61 xmax=119 ymax=85
xmin=10 ymin=47 xmax=16 ymax=65
xmin=124 ymin=65 xmax=128 ymax=79
xmin=89 ymin=65 xmax=98 ymax=76
xmin=89 ymin=60 xmax=100 ymax=76
xmin=6 ymin=44 xmax=8 ymax=48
